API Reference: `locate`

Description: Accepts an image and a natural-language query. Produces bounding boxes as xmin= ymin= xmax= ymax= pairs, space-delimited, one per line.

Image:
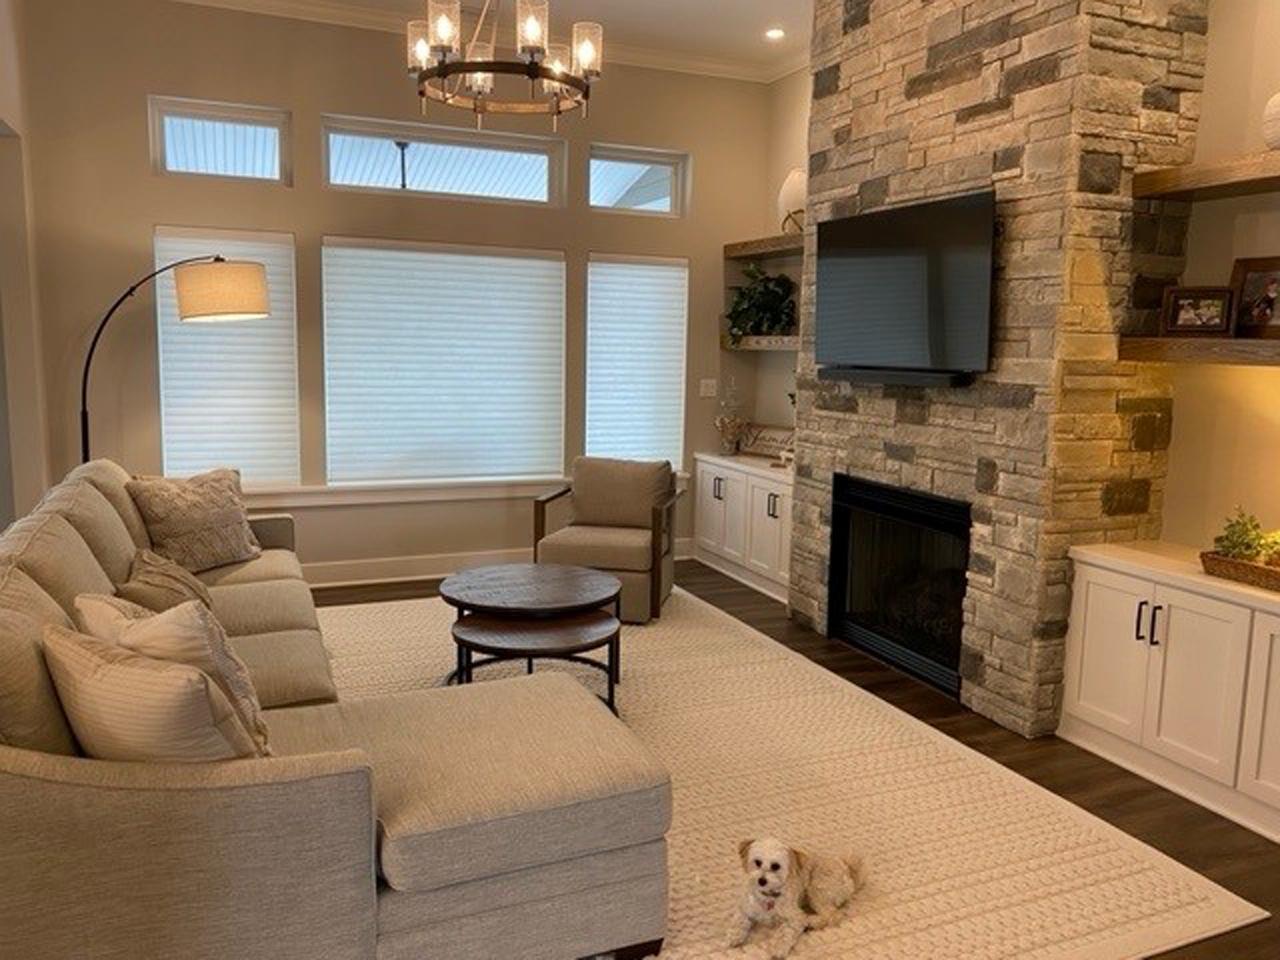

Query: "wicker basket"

xmin=1200 ymin=551 xmax=1280 ymax=592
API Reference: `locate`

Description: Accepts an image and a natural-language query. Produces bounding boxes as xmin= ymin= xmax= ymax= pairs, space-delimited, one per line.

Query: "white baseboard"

xmin=1057 ymin=713 xmax=1280 ymax=844
xmin=693 ymin=547 xmax=790 ymax=604
xmin=305 ymin=537 xmax=696 ymax=588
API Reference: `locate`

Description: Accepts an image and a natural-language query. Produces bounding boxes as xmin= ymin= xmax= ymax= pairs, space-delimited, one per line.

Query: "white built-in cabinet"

xmin=1060 ymin=542 xmax=1280 ymax=842
xmin=694 ymin=453 xmax=792 ymax=602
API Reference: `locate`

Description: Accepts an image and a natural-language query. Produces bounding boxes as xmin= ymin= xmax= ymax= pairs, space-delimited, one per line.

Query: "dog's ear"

xmin=790 ymin=847 xmax=809 ymax=881
xmin=738 ymin=839 xmax=754 ymax=869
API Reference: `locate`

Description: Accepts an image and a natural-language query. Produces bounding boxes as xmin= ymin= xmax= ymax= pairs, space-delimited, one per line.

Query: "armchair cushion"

xmin=229 ymin=629 xmax=337 ymax=708
xmin=0 ymin=513 xmax=114 ymax=615
xmin=0 ymin=609 xmax=78 ymax=755
xmin=537 ymin=525 xmax=654 ymax=573
xmin=267 ymin=673 xmax=672 ymax=893
xmin=570 ymin=457 xmax=672 ymax=529
xmin=65 ymin=459 xmax=151 ymax=550
xmin=208 ymin=579 xmax=319 ymax=637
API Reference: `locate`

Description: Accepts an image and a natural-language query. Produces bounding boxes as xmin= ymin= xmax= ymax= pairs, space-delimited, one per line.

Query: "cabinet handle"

xmin=713 ymin=477 xmax=723 ymax=501
xmin=1149 ymin=605 xmax=1163 ymax=646
xmin=1134 ymin=600 xmax=1149 ymax=643
xmin=767 ymin=493 xmax=777 ymax=518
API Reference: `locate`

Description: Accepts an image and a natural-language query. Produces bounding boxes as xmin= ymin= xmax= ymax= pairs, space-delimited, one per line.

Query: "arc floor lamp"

xmin=80 ymin=256 xmax=270 ymax=463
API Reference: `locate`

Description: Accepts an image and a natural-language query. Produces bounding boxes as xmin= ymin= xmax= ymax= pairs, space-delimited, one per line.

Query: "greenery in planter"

xmin=726 ymin=263 xmax=797 ymax=345
xmin=1213 ymin=507 xmax=1280 ymax=565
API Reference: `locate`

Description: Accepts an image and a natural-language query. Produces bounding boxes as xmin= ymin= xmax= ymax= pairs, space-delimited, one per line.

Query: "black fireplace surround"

xmin=828 ymin=474 xmax=971 ymax=695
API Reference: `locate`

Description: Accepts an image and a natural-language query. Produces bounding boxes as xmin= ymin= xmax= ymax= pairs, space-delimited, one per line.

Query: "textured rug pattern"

xmin=317 ymin=589 xmax=1266 ymax=959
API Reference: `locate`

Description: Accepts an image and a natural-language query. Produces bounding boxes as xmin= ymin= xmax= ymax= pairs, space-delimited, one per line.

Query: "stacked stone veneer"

xmin=792 ymin=0 xmax=1208 ymax=736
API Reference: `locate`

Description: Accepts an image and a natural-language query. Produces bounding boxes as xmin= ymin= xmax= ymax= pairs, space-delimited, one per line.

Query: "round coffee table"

xmin=439 ymin=564 xmax=624 ymax=711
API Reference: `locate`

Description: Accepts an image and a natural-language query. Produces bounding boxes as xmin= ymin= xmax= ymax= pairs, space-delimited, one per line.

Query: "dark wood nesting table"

xmin=439 ymin=563 xmax=624 ymax=712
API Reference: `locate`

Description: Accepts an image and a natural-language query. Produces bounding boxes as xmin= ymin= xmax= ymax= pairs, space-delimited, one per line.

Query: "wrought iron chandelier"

xmin=406 ymin=0 xmax=603 ymax=130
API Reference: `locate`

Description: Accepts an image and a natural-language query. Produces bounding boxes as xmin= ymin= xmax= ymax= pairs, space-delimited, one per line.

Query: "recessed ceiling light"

xmin=765 ymin=27 xmax=786 ymax=41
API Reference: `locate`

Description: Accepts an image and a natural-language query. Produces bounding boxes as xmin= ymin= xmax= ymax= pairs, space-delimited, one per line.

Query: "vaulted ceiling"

xmin=172 ymin=0 xmax=814 ymax=82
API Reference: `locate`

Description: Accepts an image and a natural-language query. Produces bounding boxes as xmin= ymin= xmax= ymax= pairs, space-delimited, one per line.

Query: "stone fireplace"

xmin=790 ymin=0 xmax=1208 ymax=736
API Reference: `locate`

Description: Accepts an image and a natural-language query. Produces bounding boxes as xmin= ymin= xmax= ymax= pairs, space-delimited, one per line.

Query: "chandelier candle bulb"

xmin=467 ymin=41 xmax=495 ymax=97
xmin=516 ymin=0 xmax=549 ymax=61
xmin=542 ymin=43 xmax=571 ymax=97
xmin=572 ymin=22 xmax=603 ymax=79
xmin=427 ymin=0 xmax=461 ymax=61
xmin=407 ymin=20 xmax=431 ymax=71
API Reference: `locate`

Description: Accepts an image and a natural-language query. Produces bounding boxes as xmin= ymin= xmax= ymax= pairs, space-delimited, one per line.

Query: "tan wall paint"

xmin=766 ymin=67 xmax=810 ymax=225
xmin=20 ymin=0 xmax=777 ymax=576
xmin=0 ymin=0 xmax=50 ymax=515
xmin=1162 ymin=0 xmax=1280 ymax=546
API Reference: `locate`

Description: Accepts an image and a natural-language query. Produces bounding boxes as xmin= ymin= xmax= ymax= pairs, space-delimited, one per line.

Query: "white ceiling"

xmin=172 ymin=0 xmax=813 ymax=82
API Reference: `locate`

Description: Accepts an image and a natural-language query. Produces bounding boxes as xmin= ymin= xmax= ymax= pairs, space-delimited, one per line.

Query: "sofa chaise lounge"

xmin=0 ymin=460 xmax=671 ymax=960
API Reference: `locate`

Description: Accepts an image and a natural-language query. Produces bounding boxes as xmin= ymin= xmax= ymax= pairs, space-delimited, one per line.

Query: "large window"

xmin=323 ymin=239 xmax=565 ymax=484
xmin=585 ymin=255 xmax=688 ymax=467
xmin=325 ymin=118 xmax=561 ymax=205
xmin=149 ymin=97 xmax=290 ymax=183
xmin=155 ymin=228 xmax=301 ymax=485
xmin=589 ymin=145 xmax=687 ymax=216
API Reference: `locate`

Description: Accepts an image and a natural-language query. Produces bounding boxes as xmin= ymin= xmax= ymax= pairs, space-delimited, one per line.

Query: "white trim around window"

xmin=589 ymin=143 xmax=689 ymax=218
xmin=322 ymin=114 xmax=567 ymax=207
xmin=148 ymin=95 xmax=292 ymax=184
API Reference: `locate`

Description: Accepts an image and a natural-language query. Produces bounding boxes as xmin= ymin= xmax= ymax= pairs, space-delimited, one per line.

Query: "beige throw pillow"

xmin=72 ymin=596 xmax=270 ymax=754
xmin=126 ymin=469 xmax=261 ymax=573
xmin=116 ymin=549 xmax=214 ymax=611
xmin=42 ymin=625 xmax=260 ymax=762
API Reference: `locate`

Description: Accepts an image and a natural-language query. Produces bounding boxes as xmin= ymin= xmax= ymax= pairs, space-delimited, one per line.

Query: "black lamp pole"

xmin=79 ymin=255 xmax=224 ymax=463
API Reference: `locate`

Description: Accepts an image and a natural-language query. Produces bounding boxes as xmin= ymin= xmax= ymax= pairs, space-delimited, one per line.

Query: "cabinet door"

xmin=720 ymin=470 xmax=749 ymax=564
xmin=1238 ymin=613 xmax=1280 ymax=806
xmin=1061 ymin=566 xmax=1154 ymax=743
xmin=746 ymin=479 xmax=783 ymax=577
xmin=1141 ymin=585 xmax=1251 ymax=785
xmin=695 ymin=464 xmax=725 ymax=554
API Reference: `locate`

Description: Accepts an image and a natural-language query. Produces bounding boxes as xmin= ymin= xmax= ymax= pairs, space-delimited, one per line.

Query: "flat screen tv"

xmin=816 ymin=191 xmax=995 ymax=383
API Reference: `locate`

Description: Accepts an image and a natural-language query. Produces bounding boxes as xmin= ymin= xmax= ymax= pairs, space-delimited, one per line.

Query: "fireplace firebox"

xmin=828 ymin=474 xmax=971 ymax=695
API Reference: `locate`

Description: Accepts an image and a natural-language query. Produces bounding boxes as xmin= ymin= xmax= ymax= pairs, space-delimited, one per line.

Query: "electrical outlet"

xmin=699 ymin=378 xmax=718 ymax=399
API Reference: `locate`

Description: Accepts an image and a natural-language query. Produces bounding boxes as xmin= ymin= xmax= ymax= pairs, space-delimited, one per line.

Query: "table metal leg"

xmin=606 ymin=635 xmax=618 ymax=713
xmin=526 ymin=657 xmax=534 ymax=675
xmin=462 ymin=646 xmax=473 ymax=684
xmin=614 ymin=596 xmax=623 ymax=685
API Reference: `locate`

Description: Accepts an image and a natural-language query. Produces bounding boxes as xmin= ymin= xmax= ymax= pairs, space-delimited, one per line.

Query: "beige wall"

xmin=1162 ymin=0 xmax=1280 ymax=546
xmin=766 ymin=68 xmax=810 ymax=225
xmin=0 ymin=0 xmax=49 ymax=518
xmin=19 ymin=0 xmax=777 ymax=578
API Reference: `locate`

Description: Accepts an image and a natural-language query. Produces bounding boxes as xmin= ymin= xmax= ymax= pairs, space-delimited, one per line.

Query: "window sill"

xmin=243 ymin=471 xmax=690 ymax=510
xmin=244 ymin=476 xmax=568 ymax=510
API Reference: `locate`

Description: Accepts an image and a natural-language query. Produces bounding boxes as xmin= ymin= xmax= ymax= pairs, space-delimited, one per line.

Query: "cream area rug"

xmin=316 ymin=588 xmax=1266 ymax=959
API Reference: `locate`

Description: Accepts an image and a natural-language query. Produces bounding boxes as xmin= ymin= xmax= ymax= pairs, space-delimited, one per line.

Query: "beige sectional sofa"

xmin=0 ymin=460 xmax=671 ymax=960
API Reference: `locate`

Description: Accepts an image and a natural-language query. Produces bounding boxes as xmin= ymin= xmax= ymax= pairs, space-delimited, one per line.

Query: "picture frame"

xmin=1230 ymin=257 xmax=1280 ymax=339
xmin=1159 ymin=286 xmax=1234 ymax=337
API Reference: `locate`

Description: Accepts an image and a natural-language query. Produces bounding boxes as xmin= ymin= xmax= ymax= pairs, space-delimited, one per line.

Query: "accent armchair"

xmin=534 ymin=457 xmax=682 ymax=624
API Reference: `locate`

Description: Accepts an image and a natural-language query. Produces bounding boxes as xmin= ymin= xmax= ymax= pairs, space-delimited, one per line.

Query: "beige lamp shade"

xmin=174 ymin=260 xmax=270 ymax=323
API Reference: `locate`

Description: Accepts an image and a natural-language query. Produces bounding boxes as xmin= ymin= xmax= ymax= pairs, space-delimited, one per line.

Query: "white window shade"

xmin=586 ymin=256 xmax=688 ymax=467
xmin=323 ymin=239 xmax=565 ymax=484
xmin=155 ymin=228 xmax=301 ymax=485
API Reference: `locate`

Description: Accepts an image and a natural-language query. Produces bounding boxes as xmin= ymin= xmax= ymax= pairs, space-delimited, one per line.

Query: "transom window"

xmin=589 ymin=144 xmax=687 ymax=216
xmin=149 ymin=96 xmax=290 ymax=183
xmin=324 ymin=117 xmax=563 ymax=205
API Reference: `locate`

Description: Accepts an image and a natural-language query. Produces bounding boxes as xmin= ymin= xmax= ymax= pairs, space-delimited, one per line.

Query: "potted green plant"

xmin=1201 ymin=507 xmax=1280 ymax=591
xmin=726 ymin=263 xmax=797 ymax=346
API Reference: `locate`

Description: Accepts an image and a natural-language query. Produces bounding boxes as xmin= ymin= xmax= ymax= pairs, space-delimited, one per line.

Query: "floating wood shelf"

xmin=724 ymin=234 xmax=804 ymax=261
xmin=1118 ymin=337 xmax=1280 ymax=366
xmin=721 ymin=334 xmax=800 ymax=352
xmin=1134 ymin=152 xmax=1280 ymax=202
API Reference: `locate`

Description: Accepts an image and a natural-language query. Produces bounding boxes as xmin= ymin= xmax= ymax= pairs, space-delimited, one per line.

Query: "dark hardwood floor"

xmin=315 ymin=560 xmax=1280 ymax=958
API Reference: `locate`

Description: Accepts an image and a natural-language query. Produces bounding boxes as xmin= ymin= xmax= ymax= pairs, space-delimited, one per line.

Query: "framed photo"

xmin=1160 ymin=286 xmax=1233 ymax=337
xmin=1230 ymin=257 xmax=1280 ymax=338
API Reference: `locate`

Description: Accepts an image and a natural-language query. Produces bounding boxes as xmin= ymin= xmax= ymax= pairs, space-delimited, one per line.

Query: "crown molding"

xmin=167 ymin=0 xmax=807 ymax=84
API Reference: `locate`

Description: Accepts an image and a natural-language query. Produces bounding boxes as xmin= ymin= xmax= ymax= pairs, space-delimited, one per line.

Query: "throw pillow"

xmin=116 ymin=549 xmax=214 ymax=612
xmin=42 ymin=624 xmax=260 ymax=762
xmin=72 ymin=595 xmax=270 ymax=755
xmin=125 ymin=469 xmax=261 ymax=573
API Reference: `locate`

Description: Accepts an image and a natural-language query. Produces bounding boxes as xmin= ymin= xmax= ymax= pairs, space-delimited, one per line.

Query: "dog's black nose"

xmin=757 ymin=877 xmax=768 ymax=887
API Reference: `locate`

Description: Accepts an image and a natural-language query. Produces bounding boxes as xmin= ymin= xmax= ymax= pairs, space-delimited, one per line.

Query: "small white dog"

xmin=728 ymin=836 xmax=864 ymax=959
